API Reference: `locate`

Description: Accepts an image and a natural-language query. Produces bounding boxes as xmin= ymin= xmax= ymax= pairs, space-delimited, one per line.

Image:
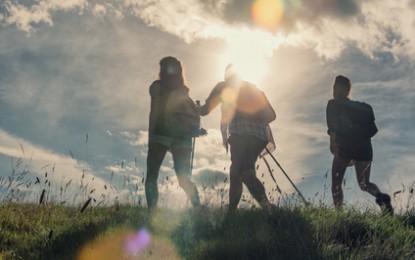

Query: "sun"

xmin=220 ymin=32 xmax=273 ymax=85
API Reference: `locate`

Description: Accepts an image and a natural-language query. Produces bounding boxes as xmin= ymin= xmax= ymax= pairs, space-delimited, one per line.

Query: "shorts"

xmin=149 ymin=134 xmax=192 ymax=150
xmin=337 ymin=139 xmax=373 ymax=161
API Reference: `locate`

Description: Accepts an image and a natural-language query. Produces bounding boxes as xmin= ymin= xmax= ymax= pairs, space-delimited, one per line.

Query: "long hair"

xmin=333 ymin=75 xmax=351 ymax=98
xmin=158 ymin=56 xmax=187 ymax=89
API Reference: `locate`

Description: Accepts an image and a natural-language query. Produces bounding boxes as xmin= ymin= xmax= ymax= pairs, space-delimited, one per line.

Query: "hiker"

xmin=326 ymin=75 xmax=393 ymax=214
xmin=198 ymin=64 xmax=276 ymax=212
xmin=146 ymin=56 xmax=200 ymax=210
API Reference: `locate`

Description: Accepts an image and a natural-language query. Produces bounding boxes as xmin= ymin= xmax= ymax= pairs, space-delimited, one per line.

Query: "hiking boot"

xmin=376 ymin=193 xmax=393 ymax=215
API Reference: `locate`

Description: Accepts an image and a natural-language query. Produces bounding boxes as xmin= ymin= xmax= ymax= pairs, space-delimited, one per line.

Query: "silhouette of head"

xmin=333 ymin=75 xmax=351 ymax=98
xmin=224 ymin=64 xmax=238 ymax=82
xmin=159 ymin=56 xmax=185 ymax=87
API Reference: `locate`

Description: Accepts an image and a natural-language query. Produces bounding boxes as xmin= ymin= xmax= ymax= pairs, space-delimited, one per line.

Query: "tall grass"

xmin=2 ymin=143 xmax=415 ymax=259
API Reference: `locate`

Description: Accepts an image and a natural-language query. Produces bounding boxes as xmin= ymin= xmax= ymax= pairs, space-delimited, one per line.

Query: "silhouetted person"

xmin=146 ymin=56 xmax=200 ymax=210
xmin=198 ymin=64 xmax=276 ymax=212
xmin=326 ymin=75 xmax=393 ymax=214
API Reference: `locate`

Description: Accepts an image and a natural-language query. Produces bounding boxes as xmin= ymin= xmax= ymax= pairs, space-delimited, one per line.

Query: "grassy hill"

xmin=2 ymin=155 xmax=415 ymax=259
xmin=1 ymin=203 xmax=415 ymax=259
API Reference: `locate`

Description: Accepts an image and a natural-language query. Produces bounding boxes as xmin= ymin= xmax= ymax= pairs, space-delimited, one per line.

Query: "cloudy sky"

xmin=1 ymin=0 xmax=414 ymax=212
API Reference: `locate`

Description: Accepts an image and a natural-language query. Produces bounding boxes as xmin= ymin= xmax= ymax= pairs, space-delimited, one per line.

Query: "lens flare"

xmin=221 ymin=87 xmax=238 ymax=105
xmin=252 ymin=0 xmax=284 ymax=30
xmin=77 ymin=229 xmax=139 ymax=260
xmin=124 ymin=228 xmax=151 ymax=255
xmin=236 ymin=85 xmax=268 ymax=114
xmin=78 ymin=227 xmax=180 ymax=259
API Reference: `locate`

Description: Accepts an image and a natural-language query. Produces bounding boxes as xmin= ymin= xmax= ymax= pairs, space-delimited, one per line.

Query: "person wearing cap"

xmin=198 ymin=64 xmax=276 ymax=213
xmin=326 ymin=75 xmax=393 ymax=214
xmin=146 ymin=56 xmax=200 ymax=210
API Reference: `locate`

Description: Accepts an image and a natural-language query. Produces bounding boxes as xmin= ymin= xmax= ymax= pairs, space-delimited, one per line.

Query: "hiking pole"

xmin=261 ymin=156 xmax=282 ymax=194
xmin=262 ymin=156 xmax=277 ymax=184
xmin=190 ymin=137 xmax=196 ymax=175
xmin=264 ymin=147 xmax=309 ymax=206
xmin=190 ymin=128 xmax=207 ymax=176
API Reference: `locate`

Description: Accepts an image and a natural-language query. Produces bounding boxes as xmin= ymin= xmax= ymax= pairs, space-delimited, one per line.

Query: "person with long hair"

xmin=326 ymin=75 xmax=393 ymax=214
xmin=146 ymin=56 xmax=200 ymax=210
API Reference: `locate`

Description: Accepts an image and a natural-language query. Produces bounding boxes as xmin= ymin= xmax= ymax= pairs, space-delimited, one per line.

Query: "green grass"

xmin=1 ymin=203 xmax=415 ymax=259
xmin=2 ymin=153 xmax=415 ymax=259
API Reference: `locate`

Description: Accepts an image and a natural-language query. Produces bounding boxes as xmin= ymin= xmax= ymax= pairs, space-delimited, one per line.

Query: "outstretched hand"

xmin=199 ymin=128 xmax=208 ymax=136
xmin=196 ymin=100 xmax=204 ymax=115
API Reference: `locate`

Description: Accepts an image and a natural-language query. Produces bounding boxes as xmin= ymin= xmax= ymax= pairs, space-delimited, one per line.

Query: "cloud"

xmin=3 ymin=0 xmax=415 ymax=61
xmin=0 ymin=12 xmax=161 ymax=156
xmin=91 ymin=3 xmax=107 ymax=18
xmin=0 ymin=129 xmax=115 ymax=204
xmin=221 ymin=0 xmax=360 ymax=29
xmin=1 ymin=0 xmax=87 ymax=33
xmin=1 ymin=1 xmax=52 ymax=32
xmin=0 ymin=129 xmax=86 ymax=172
xmin=193 ymin=169 xmax=228 ymax=186
xmin=190 ymin=129 xmax=231 ymax=171
xmin=120 ymin=0 xmax=415 ymax=61
xmin=91 ymin=3 xmax=124 ymax=19
xmin=135 ymin=131 xmax=149 ymax=146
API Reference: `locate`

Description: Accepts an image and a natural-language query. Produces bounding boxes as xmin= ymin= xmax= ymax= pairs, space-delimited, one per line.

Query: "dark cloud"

xmin=199 ymin=0 xmax=226 ymax=15
xmin=219 ymin=0 xmax=361 ymax=33
xmin=306 ymin=0 xmax=360 ymax=18
xmin=221 ymin=0 xmax=254 ymax=26
xmin=285 ymin=0 xmax=360 ymax=31
xmin=326 ymin=46 xmax=413 ymax=84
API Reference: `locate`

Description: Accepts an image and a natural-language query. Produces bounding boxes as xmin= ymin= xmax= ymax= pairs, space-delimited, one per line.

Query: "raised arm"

xmin=198 ymin=82 xmax=225 ymax=116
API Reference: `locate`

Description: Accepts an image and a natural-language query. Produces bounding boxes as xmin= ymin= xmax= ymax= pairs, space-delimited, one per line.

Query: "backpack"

xmin=336 ymin=99 xmax=378 ymax=141
xmin=236 ymin=83 xmax=276 ymax=125
xmin=164 ymin=87 xmax=201 ymax=138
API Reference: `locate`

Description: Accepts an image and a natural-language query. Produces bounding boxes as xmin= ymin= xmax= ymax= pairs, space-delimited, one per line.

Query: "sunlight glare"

xmin=221 ymin=87 xmax=238 ymax=104
xmin=221 ymin=34 xmax=272 ymax=85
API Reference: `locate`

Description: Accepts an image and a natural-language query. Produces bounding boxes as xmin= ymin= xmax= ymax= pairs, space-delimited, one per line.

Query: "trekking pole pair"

xmin=262 ymin=147 xmax=309 ymax=206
